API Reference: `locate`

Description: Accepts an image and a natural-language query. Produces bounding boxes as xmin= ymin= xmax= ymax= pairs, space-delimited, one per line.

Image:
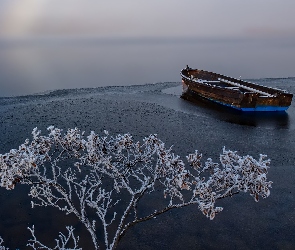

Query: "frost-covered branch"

xmin=0 ymin=236 xmax=8 ymax=250
xmin=27 ymin=225 xmax=81 ymax=250
xmin=0 ymin=126 xmax=272 ymax=249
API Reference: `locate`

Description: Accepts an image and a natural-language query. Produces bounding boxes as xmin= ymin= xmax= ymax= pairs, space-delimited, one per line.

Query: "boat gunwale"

xmin=180 ymin=69 xmax=289 ymax=95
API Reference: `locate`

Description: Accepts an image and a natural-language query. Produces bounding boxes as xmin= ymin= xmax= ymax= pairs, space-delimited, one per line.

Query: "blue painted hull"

xmin=240 ymin=106 xmax=289 ymax=112
xmin=205 ymin=96 xmax=289 ymax=112
xmin=207 ymin=96 xmax=289 ymax=111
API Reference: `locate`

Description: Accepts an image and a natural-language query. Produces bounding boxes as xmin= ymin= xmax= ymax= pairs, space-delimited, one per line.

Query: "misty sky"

xmin=0 ymin=0 xmax=295 ymax=97
xmin=1 ymin=0 xmax=295 ymax=39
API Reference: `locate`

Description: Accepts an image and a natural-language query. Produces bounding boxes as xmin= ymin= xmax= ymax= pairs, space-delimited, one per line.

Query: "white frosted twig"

xmin=0 ymin=236 xmax=8 ymax=250
xmin=27 ymin=225 xmax=81 ymax=250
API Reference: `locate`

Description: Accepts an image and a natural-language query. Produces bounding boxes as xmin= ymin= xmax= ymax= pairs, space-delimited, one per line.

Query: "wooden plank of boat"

xmin=180 ymin=66 xmax=293 ymax=112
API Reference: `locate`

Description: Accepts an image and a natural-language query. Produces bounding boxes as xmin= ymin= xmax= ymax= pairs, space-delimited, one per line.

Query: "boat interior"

xmin=185 ymin=69 xmax=276 ymax=97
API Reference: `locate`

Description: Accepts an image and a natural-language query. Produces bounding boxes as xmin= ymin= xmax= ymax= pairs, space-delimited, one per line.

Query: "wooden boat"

xmin=180 ymin=66 xmax=293 ymax=111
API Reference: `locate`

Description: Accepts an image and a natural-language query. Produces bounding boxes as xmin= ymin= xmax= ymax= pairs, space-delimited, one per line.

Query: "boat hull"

xmin=181 ymin=68 xmax=293 ymax=112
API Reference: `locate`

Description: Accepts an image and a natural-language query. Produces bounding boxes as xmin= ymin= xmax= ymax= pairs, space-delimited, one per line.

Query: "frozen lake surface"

xmin=0 ymin=78 xmax=295 ymax=249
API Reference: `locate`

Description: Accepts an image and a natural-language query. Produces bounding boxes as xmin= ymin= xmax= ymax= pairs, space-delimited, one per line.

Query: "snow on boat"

xmin=180 ymin=66 xmax=293 ymax=112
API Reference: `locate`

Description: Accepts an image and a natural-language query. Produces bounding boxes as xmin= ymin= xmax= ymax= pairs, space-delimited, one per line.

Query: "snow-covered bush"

xmin=0 ymin=126 xmax=272 ymax=249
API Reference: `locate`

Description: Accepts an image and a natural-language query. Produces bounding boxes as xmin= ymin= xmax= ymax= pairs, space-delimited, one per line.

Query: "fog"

xmin=0 ymin=0 xmax=294 ymax=97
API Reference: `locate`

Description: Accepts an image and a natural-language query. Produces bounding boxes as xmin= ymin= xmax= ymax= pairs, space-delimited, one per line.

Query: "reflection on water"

xmin=181 ymin=92 xmax=290 ymax=128
xmin=224 ymin=109 xmax=290 ymax=128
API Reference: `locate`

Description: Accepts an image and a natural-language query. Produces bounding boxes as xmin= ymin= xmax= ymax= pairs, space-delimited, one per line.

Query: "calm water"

xmin=0 ymin=78 xmax=295 ymax=249
xmin=1 ymin=37 xmax=295 ymax=97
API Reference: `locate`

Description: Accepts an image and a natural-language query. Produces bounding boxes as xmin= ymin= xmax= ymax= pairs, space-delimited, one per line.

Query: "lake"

xmin=0 ymin=78 xmax=294 ymax=249
xmin=0 ymin=37 xmax=294 ymax=97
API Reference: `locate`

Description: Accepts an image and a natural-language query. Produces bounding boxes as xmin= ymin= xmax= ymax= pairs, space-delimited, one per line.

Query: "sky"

xmin=1 ymin=0 xmax=295 ymax=39
xmin=0 ymin=0 xmax=295 ymax=96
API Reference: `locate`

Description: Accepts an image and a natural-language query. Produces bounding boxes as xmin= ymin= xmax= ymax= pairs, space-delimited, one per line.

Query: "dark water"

xmin=0 ymin=78 xmax=295 ymax=249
